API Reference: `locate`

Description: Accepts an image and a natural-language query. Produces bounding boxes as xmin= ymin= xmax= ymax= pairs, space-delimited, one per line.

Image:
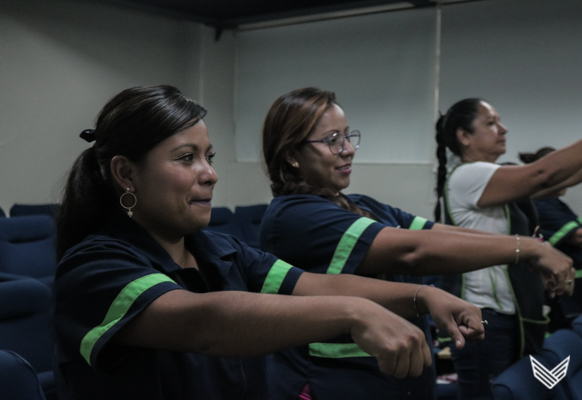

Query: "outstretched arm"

xmin=476 ymin=139 xmax=582 ymax=208
xmin=358 ymin=226 xmax=575 ymax=297
xmin=115 ymin=287 xmax=432 ymax=378
xmin=293 ymin=273 xmax=485 ymax=349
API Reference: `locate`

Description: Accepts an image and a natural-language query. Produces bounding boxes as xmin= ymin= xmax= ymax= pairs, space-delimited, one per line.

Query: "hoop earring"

xmin=120 ymin=188 xmax=137 ymax=218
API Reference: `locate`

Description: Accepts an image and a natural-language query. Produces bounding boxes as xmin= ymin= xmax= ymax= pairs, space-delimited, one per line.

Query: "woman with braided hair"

xmin=259 ymin=87 xmax=575 ymax=400
xmin=434 ymin=98 xmax=582 ymax=399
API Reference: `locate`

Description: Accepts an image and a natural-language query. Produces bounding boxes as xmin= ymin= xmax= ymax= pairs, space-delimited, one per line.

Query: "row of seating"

xmin=203 ymin=204 xmax=268 ymax=249
xmin=0 ymin=203 xmax=61 ymax=219
xmin=492 ymin=319 xmax=582 ymax=400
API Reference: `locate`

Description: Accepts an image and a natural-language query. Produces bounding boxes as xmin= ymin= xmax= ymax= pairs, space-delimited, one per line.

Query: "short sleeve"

xmin=54 ymin=239 xmax=181 ymax=372
xmin=447 ymin=162 xmax=500 ymax=211
xmin=260 ymin=195 xmax=384 ymax=275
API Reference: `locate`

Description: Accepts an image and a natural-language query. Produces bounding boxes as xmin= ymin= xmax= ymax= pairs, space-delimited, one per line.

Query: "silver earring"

xmin=120 ymin=188 xmax=137 ymax=218
xmin=292 ymin=162 xmax=299 ymax=168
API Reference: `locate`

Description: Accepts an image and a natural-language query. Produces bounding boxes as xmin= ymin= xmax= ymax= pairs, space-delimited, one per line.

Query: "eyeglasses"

xmin=304 ymin=130 xmax=361 ymax=155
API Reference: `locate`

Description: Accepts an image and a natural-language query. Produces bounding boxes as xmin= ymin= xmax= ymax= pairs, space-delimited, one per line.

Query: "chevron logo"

xmin=530 ymin=355 xmax=570 ymax=389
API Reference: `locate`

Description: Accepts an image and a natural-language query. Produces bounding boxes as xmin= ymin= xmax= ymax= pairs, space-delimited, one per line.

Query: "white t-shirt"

xmin=446 ymin=161 xmax=515 ymax=314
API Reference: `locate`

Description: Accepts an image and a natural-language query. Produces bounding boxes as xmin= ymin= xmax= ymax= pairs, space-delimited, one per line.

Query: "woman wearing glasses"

xmin=260 ymin=87 xmax=575 ymax=400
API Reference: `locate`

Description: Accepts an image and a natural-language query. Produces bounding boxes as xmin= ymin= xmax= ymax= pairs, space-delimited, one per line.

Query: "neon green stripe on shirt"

xmin=409 ymin=216 xmax=428 ymax=231
xmin=549 ymin=221 xmax=580 ymax=246
xmin=260 ymin=259 xmax=294 ymax=294
xmin=80 ymin=273 xmax=176 ymax=366
xmin=309 ymin=342 xmax=371 ymax=358
xmin=327 ymin=217 xmax=376 ymax=275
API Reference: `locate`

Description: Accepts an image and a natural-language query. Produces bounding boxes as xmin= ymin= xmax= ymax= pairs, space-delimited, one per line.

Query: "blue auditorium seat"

xmin=234 ymin=204 xmax=268 ymax=249
xmin=491 ymin=348 xmax=569 ymax=400
xmin=203 ymin=207 xmax=246 ymax=243
xmin=543 ymin=329 xmax=582 ymax=400
xmin=0 ymin=273 xmax=55 ymax=399
xmin=0 ymin=215 xmax=57 ymax=287
xmin=10 ymin=203 xmax=61 ymax=218
xmin=0 ymin=350 xmax=47 ymax=400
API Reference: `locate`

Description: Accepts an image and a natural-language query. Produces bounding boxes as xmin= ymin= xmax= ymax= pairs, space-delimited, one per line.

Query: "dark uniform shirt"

xmin=259 ymin=193 xmax=435 ymax=400
xmin=53 ymin=212 xmax=303 ymax=400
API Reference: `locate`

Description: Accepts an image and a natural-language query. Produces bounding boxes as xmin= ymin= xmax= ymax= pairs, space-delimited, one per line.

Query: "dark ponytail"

xmin=56 ymin=85 xmax=207 ymax=260
xmin=434 ymin=98 xmax=483 ymax=222
xmin=518 ymin=146 xmax=555 ymax=164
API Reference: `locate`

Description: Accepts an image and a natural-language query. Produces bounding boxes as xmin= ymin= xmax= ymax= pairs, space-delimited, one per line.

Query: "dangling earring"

xmin=292 ymin=161 xmax=299 ymax=168
xmin=120 ymin=188 xmax=137 ymax=218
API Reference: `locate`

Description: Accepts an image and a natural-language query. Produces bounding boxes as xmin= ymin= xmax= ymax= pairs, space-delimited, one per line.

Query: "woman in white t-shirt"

xmin=434 ymin=98 xmax=582 ymax=399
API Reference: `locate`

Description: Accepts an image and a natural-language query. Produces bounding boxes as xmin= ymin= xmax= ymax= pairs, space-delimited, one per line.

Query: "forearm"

xmin=531 ymin=168 xmax=582 ymax=199
xmin=360 ymin=227 xmax=546 ymax=275
xmin=116 ymin=289 xmax=363 ymax=357
xmin=293 ymin=272 xmax=423 ymax=318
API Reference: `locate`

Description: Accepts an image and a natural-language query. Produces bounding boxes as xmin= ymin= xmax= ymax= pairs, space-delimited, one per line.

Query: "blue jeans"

xmin=450 ymin=308 xmax=519 ymax=400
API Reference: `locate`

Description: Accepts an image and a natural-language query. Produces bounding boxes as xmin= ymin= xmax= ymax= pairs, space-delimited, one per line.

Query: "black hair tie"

xmin=80 ymin=129 xmax=96 ymax=143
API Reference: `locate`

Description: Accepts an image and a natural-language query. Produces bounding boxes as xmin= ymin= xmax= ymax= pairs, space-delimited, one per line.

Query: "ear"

xmin=284 ymin=151 xmax=300 ymax=169
xmin=456 ymin=127 xmax=473 ymax=147
xmin=110 ymin=155 xmax=136 ymax=192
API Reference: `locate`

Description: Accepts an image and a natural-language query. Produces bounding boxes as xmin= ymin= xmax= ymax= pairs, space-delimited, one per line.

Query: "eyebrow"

xmin=172 ymin=143 xmax=214 ymax=153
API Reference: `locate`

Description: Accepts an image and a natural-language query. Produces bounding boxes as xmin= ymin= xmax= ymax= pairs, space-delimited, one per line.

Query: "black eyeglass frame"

xmin=304 ymin=130 xmax=361 ymax=154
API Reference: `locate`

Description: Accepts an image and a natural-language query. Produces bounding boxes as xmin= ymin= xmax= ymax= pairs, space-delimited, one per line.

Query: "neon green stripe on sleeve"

xmin=309 ymin=342 xmax=371 ymax=358
xmin=409 ymin=216 xmax=428 ymax=231
xmin=260 ymin=259 xmax=294 ymax=294
xmin=327 ymin=217 xmax=376 ymax=275
xmin=576 ymin=270 xmax=582 ymax=279
xmin=80 ymin=273 xmax=176 ymax=366
xmin=549 ymin=221 xmax=580 ymax=246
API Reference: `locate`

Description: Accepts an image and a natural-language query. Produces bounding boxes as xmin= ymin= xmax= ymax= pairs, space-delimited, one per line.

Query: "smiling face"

xmin=292 ymin=104 xmax=355 ymax=194
xmin=128 ymin=120 xmax=218 ymax=241
xmin=459 ymin=101 xmax=508 ymax=163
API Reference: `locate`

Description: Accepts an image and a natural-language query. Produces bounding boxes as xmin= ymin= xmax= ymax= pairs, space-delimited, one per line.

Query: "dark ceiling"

xmin=91 ymin=0 xmax=437 ymax=32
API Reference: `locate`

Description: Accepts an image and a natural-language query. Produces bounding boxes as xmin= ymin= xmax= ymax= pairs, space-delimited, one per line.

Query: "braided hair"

xmin=434 ymin=98 xmax=483 ymax=222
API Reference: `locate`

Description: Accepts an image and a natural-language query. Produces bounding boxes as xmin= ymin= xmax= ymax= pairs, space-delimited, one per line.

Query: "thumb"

xmin=442 ymin=319 xmax=465 ymax=349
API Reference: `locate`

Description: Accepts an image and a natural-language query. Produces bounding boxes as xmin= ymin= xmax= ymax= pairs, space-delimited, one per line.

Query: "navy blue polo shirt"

xmin=260 ymin=193 xmax=435 ymax=400
xmin=534 ymin=197 xmax=582 ymax=316
xmin=53 ymin=212 xmax=303 ymax=400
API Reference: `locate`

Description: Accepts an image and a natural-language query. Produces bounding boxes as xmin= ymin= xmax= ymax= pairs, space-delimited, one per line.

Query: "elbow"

xmin=533 ymin=165 xmax=564 ymax=190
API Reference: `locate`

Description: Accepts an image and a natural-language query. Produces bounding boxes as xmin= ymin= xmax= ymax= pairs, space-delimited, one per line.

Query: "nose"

xmin=200 ymin=162 xmax=218 ymax=186
xmin=498 ymin=122 xmax=508 ymax=134
xmin=340 ymin=138 xmax=356 ymax=157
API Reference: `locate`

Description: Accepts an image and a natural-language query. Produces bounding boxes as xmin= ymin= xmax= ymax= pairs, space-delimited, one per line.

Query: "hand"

xmin=531 ymin=241 xmax=575 ymax=298
xmin=348 ymin=299 xmax=432 ymax=379
xmin=416 ymin=286 xmax=485 ymax=349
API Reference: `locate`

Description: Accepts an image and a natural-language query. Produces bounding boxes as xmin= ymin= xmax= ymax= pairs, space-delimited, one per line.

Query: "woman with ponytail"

xmin=53 ymin=85 xmax=492 ymax=400
xmin=260 ymin=88 xmax=575 ymax=400
xmin=435 ymin=99 xmax=582 ymax=399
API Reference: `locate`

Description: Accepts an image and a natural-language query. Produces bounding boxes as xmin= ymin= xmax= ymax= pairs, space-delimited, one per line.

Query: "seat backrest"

xmin=491 ymin=349 xmax=570 ymax=400
xmin=543 ymin=329 xmax=582 ymax=400
xmin=0 ymin=215 xmax=57 ymax=284
xmin=203 ymin=207 xmax=246 ymax=242
xmin=9 ymin=203 xmax=61 ymax=219
xmin=0 ymin=273 xmax=53 ymax=373
xmin=0 ymin=350 xmax=47 ymax=400
xmin=234 ymin=204 xmax=268 ymax=249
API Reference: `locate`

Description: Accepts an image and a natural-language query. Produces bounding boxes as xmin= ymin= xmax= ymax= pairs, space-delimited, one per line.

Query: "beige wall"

xmin=1 ymin=0 xmax=581 ymax=221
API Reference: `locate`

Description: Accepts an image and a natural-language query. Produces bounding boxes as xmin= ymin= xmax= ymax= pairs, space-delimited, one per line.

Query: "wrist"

xmin=414 ymin=284 xmax=435 ymax=317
